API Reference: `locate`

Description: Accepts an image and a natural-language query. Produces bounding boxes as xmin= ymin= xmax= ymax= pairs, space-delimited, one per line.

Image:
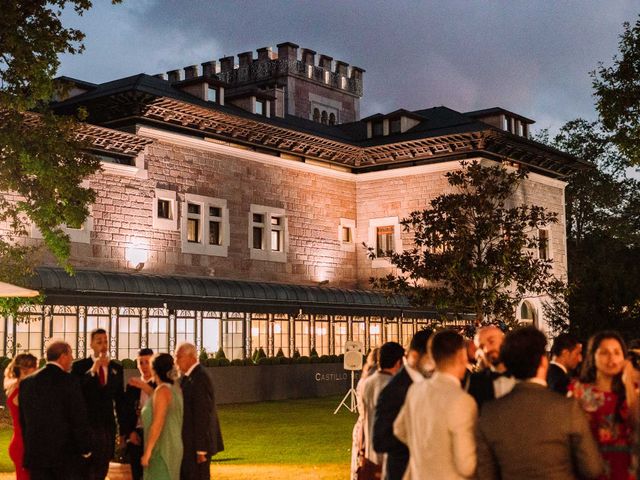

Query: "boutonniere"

xmin=111 ymin=368 xmax=118 ymax=376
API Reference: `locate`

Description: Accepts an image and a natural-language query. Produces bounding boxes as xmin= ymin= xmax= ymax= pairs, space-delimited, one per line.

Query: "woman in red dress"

xmin=569 ymin=331 xmax=639 ymax=480
xmin=4 ymin=353 xmax=38 ymax=480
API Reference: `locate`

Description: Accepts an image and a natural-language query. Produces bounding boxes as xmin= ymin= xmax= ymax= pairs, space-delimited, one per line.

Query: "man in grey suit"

xmin=477 ymin=326 xmax=603 ymax=480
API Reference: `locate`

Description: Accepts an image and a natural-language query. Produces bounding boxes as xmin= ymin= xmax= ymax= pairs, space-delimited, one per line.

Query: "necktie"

xmin=99 ymin=366 xmax=106 ymax=386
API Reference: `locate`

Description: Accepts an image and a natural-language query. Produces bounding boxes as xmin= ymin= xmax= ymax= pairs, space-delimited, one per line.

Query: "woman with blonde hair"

xmin=4 ymin=353 xmax=38 ymax=480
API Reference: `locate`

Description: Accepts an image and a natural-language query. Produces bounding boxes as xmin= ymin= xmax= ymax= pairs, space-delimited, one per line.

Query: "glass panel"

xmin=250 ymin=318 xmax=269 ymax=355
xmin=209 ymin=206 xmax=222 ymax=217
xmin=372 ymin=121 xmax=383 ymax=137
xmin=271 ymin=216 xmax=281 ymax=226
xmin=401 ymin=322 xmax=415 ymax=348
xmin=351 ymin=320 xmax=366 ymax=346
xmin=117 ymin=308 xmax=140 ymax=360
xmin=222 ymin=318 xmax=244 ymax=360
xmin=209 ymin=221 xmax=221 ymax=245
xmin=52 ymin=306 xmax=79 ymax=350
xmin=253 ymin=226 xmax=263 ymax=250
xmin=86 ymin=306 xmax=110 ymax=352
xmin=342 ymin=226 xmax=352 ymax=243
xmin=157 ymin=199 xmax=171 ymax=219
xmin=253 ymin=213 xmax=264 ymax=223
xmin=376 ymin=226 xmax=395 ymax=257
xmin=390 ymin=118 xmax=401 ymax=134
xmin=369 ymin=319 xmax=382 ymax=349
xmin=539 ymin=230 xmax=549 ymax=260
xmin=207 ymin=86 xmax=217 ymax=103
xmin=271 ymin=229 xmax=281 ymax=252
xmin=202 ymin=312 xmax=220 ymax=354
xmin=147 ymin=309 xmax=169 ymax=353
xmin=273 ymin=318 xmax=289 ymax=356
xmin=255 ymin=100 xmax=264 ymax=116
xmin=385 ymin=320 xmax=400 ymax=346
xmin=187 ymin=218 xmax=200 ymax=243
xmin=334 ymin=320 xmax=348 ymax=354
xmin=315 ymin=320 xmax=329 ymax=356
xmin=15 ymin=313 xmax=43 ymax=357
xmin=294 ymin=320 xmax=309 ymax=356
xmin=187 ymin=203 xmax=200 ymax=215
xmin=176 ymin=311 xmax=196 ymax=347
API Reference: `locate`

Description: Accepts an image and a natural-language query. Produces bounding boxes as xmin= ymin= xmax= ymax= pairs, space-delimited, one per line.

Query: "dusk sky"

xmin=58 ymin=1 xmax=639 ymax=136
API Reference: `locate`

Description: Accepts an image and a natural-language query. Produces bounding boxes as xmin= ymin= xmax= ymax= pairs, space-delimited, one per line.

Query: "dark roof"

xmin=29 ymin=267 xmax=446 ymax=318
xmin=464 ymin=107 xmax=535 ymax=124
xmin=55 ymin=76 xmax=98 ymax=91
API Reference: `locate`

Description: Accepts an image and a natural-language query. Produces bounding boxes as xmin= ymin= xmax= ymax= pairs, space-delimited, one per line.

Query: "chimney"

xmin=153 ymin=73 xmax=166 ymax=80
xmin=301 ymin=48 xmax=316 ymax=66
xmin=238 ymin=51 xmax=253 ymax=68
xmin=167 ymin=69 xmax=181 ymax=83
xmin=257 ymin=47 xmax=272 ymax=62
xmin=201 ymin=61 xmax=217 ymax=77
xmin=335 ymin=60 xmax=349 ymax=77
xmin=277 ymin=42 xmax=299 ymax=62
xmin=219 ymin=56 xmax=235 ymax=72
xmin=350 ymin=66 xmax=365 ymax=81
xmin=318 ymin=54 xmax=333 ymax=71
xmin=184 ymin=65 xmax=198 ymax=80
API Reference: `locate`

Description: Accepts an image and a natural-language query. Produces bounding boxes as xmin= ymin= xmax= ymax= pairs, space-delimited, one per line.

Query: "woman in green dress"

xmin=141 ymin=353 xmax=184 ymax=480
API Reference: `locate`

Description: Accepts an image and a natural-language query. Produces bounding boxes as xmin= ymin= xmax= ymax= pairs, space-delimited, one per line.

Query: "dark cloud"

xmin=58 ymin=0 xmax=639 ymax=134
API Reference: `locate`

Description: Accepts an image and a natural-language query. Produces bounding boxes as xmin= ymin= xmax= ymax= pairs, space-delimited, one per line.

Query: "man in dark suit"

xmin=71 ymin=328 xmax=125 ymax=480
xmin=466 ymin=325 xmax=515 ymax=409
xmin=175 ymin=343 xmax=224 ymax=480
xmin=547 ymin=333 xmax=582 ymax=395
xmin=20 ymin=341 xmax=92 ymax=480
xmin=373 ymin=329 xmax=432 ymax=480
xmin=477 ymin=326 xmax=603 ymax=479
xmin=121 ymin=348 xmax=156 ymax=480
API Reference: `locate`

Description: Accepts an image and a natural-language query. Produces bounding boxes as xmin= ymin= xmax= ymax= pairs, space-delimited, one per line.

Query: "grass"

xmin=0 ymin=395 xmax=356 ymax=479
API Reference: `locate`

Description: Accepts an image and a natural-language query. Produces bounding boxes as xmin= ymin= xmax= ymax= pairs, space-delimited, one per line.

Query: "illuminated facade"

xmin=1 ymin=43 xmax=587 ymax=359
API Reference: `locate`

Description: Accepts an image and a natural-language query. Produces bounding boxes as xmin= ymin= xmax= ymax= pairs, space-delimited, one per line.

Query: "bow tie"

xmin=490 ymin=370 xmax=511 ymax=380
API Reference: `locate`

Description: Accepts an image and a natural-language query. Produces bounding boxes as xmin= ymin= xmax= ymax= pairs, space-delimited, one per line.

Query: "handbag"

xmin=356 ymin=455 xmax=382 ymax=480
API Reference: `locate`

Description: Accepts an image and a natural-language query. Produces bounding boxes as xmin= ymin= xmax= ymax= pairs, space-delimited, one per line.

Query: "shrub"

xmin=199 ymin=349 xmax=209 ymax=364
xmin=215 ymin=347 xmax=227 ymax=360
xmin=278 ymin=356 xmax=291 ymax=365
xmin=251 ymin=348 xmax=259 ymax=363
xmin=218 ymin=358 xmax=231 ymax=367
xmin=319 ymin=355 xmax=330 ymax=363
xmin=243 ymin=358 xmax=254 ymax=366
xmin=292 ymin=349 xmax=301 ymax=359
xmin=230 ymin=359 xmax=244 ymax=366
xmin=257 ymin=357 xmax=271 ymax=365
xmin=206 ymin=357 xmax=220 ymax=367
xmin=310 ymin=347 xmax=319 ymax=358
xmin=38 ymin=358 xmax=47 ymax=368
xmin=275 ymin=348 xmax=285 ymax=358
xmin=295 ymin=356 xmax=311 ymax=364
xmin=270 ymin=356 xmax=281 ymax=365
xmin=310 ymin=355 xmax=320 ymax=364
xmin=121 ymin=358 xmax=137 ymax=370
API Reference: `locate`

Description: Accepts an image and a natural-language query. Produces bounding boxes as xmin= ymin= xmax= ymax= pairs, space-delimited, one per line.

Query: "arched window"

xmin=520 ymin=301 xmax=537 ymax=324
xmin=329 ymin=113 xmax=336 ymax=125
xmin=321 ymin=110 xmax=328 ymax=125
xmin=312 ymin=108 xmax=320 ymax=123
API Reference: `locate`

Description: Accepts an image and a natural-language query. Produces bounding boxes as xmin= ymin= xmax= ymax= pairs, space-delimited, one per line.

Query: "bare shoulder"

xmin=155 ymin=384 xmax=173 ymax=403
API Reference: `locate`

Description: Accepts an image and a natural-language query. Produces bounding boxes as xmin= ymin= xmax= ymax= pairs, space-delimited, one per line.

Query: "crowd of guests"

xmin=3 ymin=328 xmax=223 ymax=480
xmin=352 ymin=325 xmax=640 ymax=480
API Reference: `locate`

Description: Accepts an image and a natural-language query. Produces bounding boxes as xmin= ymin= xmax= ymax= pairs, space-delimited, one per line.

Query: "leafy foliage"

xmin=368 ymin=160 xmax=565 ymax=323
xmin=0 ymin=0 xmax=119 ymax=316
xmin=592 ymin=17 xmax=640 ymax=165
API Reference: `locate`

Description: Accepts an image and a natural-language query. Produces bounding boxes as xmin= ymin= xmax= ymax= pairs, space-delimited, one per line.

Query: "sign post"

xmin=334 ymin=341 xmax=363 ymax=414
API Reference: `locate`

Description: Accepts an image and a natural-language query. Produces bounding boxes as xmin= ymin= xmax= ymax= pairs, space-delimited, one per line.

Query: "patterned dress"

xmin=569 ymin=380 xmax=636 ymax=480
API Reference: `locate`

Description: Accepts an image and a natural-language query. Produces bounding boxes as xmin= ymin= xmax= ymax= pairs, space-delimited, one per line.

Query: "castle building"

xmin=2 ymin=42 xmax=586 ymax=360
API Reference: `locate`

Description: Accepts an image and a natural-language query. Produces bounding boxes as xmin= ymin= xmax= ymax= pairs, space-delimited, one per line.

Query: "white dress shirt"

xmin=394 ymin=371 xmax=478 ymax=480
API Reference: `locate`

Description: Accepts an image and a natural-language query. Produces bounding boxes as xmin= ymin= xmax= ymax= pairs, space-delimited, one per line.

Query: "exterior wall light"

xmin=125 ymin=243 xmax=148 ymax=271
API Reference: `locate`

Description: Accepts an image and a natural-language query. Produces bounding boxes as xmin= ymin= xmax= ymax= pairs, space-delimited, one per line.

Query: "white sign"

xmin=343 ymin=341 xmax=364 ymax=371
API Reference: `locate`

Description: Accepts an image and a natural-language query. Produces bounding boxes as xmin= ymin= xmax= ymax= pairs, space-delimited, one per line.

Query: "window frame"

xmin=248 ymin=204 xmax=287 ymax=263
xmin=368 ymin=216 xmax=401 ymax=268
xmin=153 ymin=188 xmax=178 ymax=231
xmin=537 ymin=228 xmax=552 ymax=261
xmin=180 ymin=193 xmax=230 ymax=257
xmin=338 ymin=218 xmax=356 ymax=252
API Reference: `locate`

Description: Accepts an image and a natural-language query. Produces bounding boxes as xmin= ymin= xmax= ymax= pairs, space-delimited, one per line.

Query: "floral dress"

xmin=569 ymin=380 xmax=636 ymax=480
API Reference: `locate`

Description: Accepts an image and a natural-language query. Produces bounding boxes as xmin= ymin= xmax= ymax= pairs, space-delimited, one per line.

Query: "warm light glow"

xmin=370 ymin=325 xmax=381 ymax=335
xmin=251 ymin=327 xmax=260 ymax=336
xmin=274 ymin=324 xmax=282 ymax=334
xmin=338 ymin=326 xmax=347 ymax=335
xmin=317 ymin=327 xmax=327 ymax=336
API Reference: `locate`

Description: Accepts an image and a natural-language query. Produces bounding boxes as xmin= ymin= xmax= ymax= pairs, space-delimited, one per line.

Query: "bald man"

xmin=175 ymin=343 xmax=224 ymax=480
xmin=465 ymin=325 xmax=515 ymax=409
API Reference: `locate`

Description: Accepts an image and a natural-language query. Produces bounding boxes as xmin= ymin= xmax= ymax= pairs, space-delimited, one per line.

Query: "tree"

xmin=0 ymin=1 xmax=119 ymax=313
xmin=592 ymin=16 xmax=640 ymax=165
xmin=539 ymin=120 xmax=640 ymax=339
xmin=368 ymin=160 xmax=565 ymax=327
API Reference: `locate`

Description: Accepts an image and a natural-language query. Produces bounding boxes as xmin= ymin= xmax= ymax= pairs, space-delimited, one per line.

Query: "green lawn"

xmin=0 ymin=395 xmax=356 ymax=473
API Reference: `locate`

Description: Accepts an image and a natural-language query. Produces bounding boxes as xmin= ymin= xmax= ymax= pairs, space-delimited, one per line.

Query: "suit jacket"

xmin=477 ymin=381 xmax=604 ymax=480
xmin=20 ymin=364 xmax=91 ymax=469
xmin=181 ymin=364 xmax=224 ymax=456
xmin=467 ymin=369 xmax=495 ymax=409
xmin=394 ymin=372 xmax=477 ymax=480
xmin=71 ymin=357 xmax=125 ymax=431
xmin=373 ymin=366 xmax=413 ymax=480
xmin=547 ymin=363 xmax=571 ymax=395
xmin=121 ymin=378 xmax=157 ymax=437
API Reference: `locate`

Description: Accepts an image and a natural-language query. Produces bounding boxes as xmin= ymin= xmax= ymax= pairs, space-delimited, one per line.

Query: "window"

xmin=519 ymin=301 xmax=537 ymax=325
xmin=390 ymin=117 xmax=401 ymax=134
xmin=153 ymin=189 xmax=178 ymax=230
xmin=329 ymin=113 xmax=336 ymax=126
xmin=181 ymin=194 xmax=229 ymax=256
xmin=321 ymin=110 xmax=328 ymax=125
xmin=207 ymin=85 xmax=218 ymax=103
xmin=376 ymin=226 xmax=395 ymax=257
xmin=255 ymin=99 xmax=266 ymax=116
xmin=249 ymin=205 xmax=287 ymax=262
xmin=538 ymin=229 xmax=550 ymax=260
xmin=313 ymin=108 xmax=320 ymax=122
xmin=368 ymin=217 xmax=401 ymax=268
xmin=339 ymin=218 xmax=356 ymax=252
xmin=372 ymin=121 xmax=384 ymax=137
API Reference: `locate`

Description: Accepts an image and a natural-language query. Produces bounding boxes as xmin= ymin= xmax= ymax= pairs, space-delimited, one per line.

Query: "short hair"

xmin=378 ymin=342 xmax=405 ymax=370
xmin=430 ymin=330 xmax=465 ymax=365
xmin=46 ymin=341 xmax=72 ymax=361
xmin=152 ymin=353 xmax=175 ymax=384
xmin=138 ymin=348 xmax=154 ymax=357
xmin=501 ymin=326 xmax=547 ymax=380
xmin=90 ymin=328 xmax=107 ymax=342
xmin=550 ymin=333 xmax=580 ymax=357
xmin=175 ymin=342 xmax=197 ymax=358
xmin=409 ymin=328 xmax=433 ymax=356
